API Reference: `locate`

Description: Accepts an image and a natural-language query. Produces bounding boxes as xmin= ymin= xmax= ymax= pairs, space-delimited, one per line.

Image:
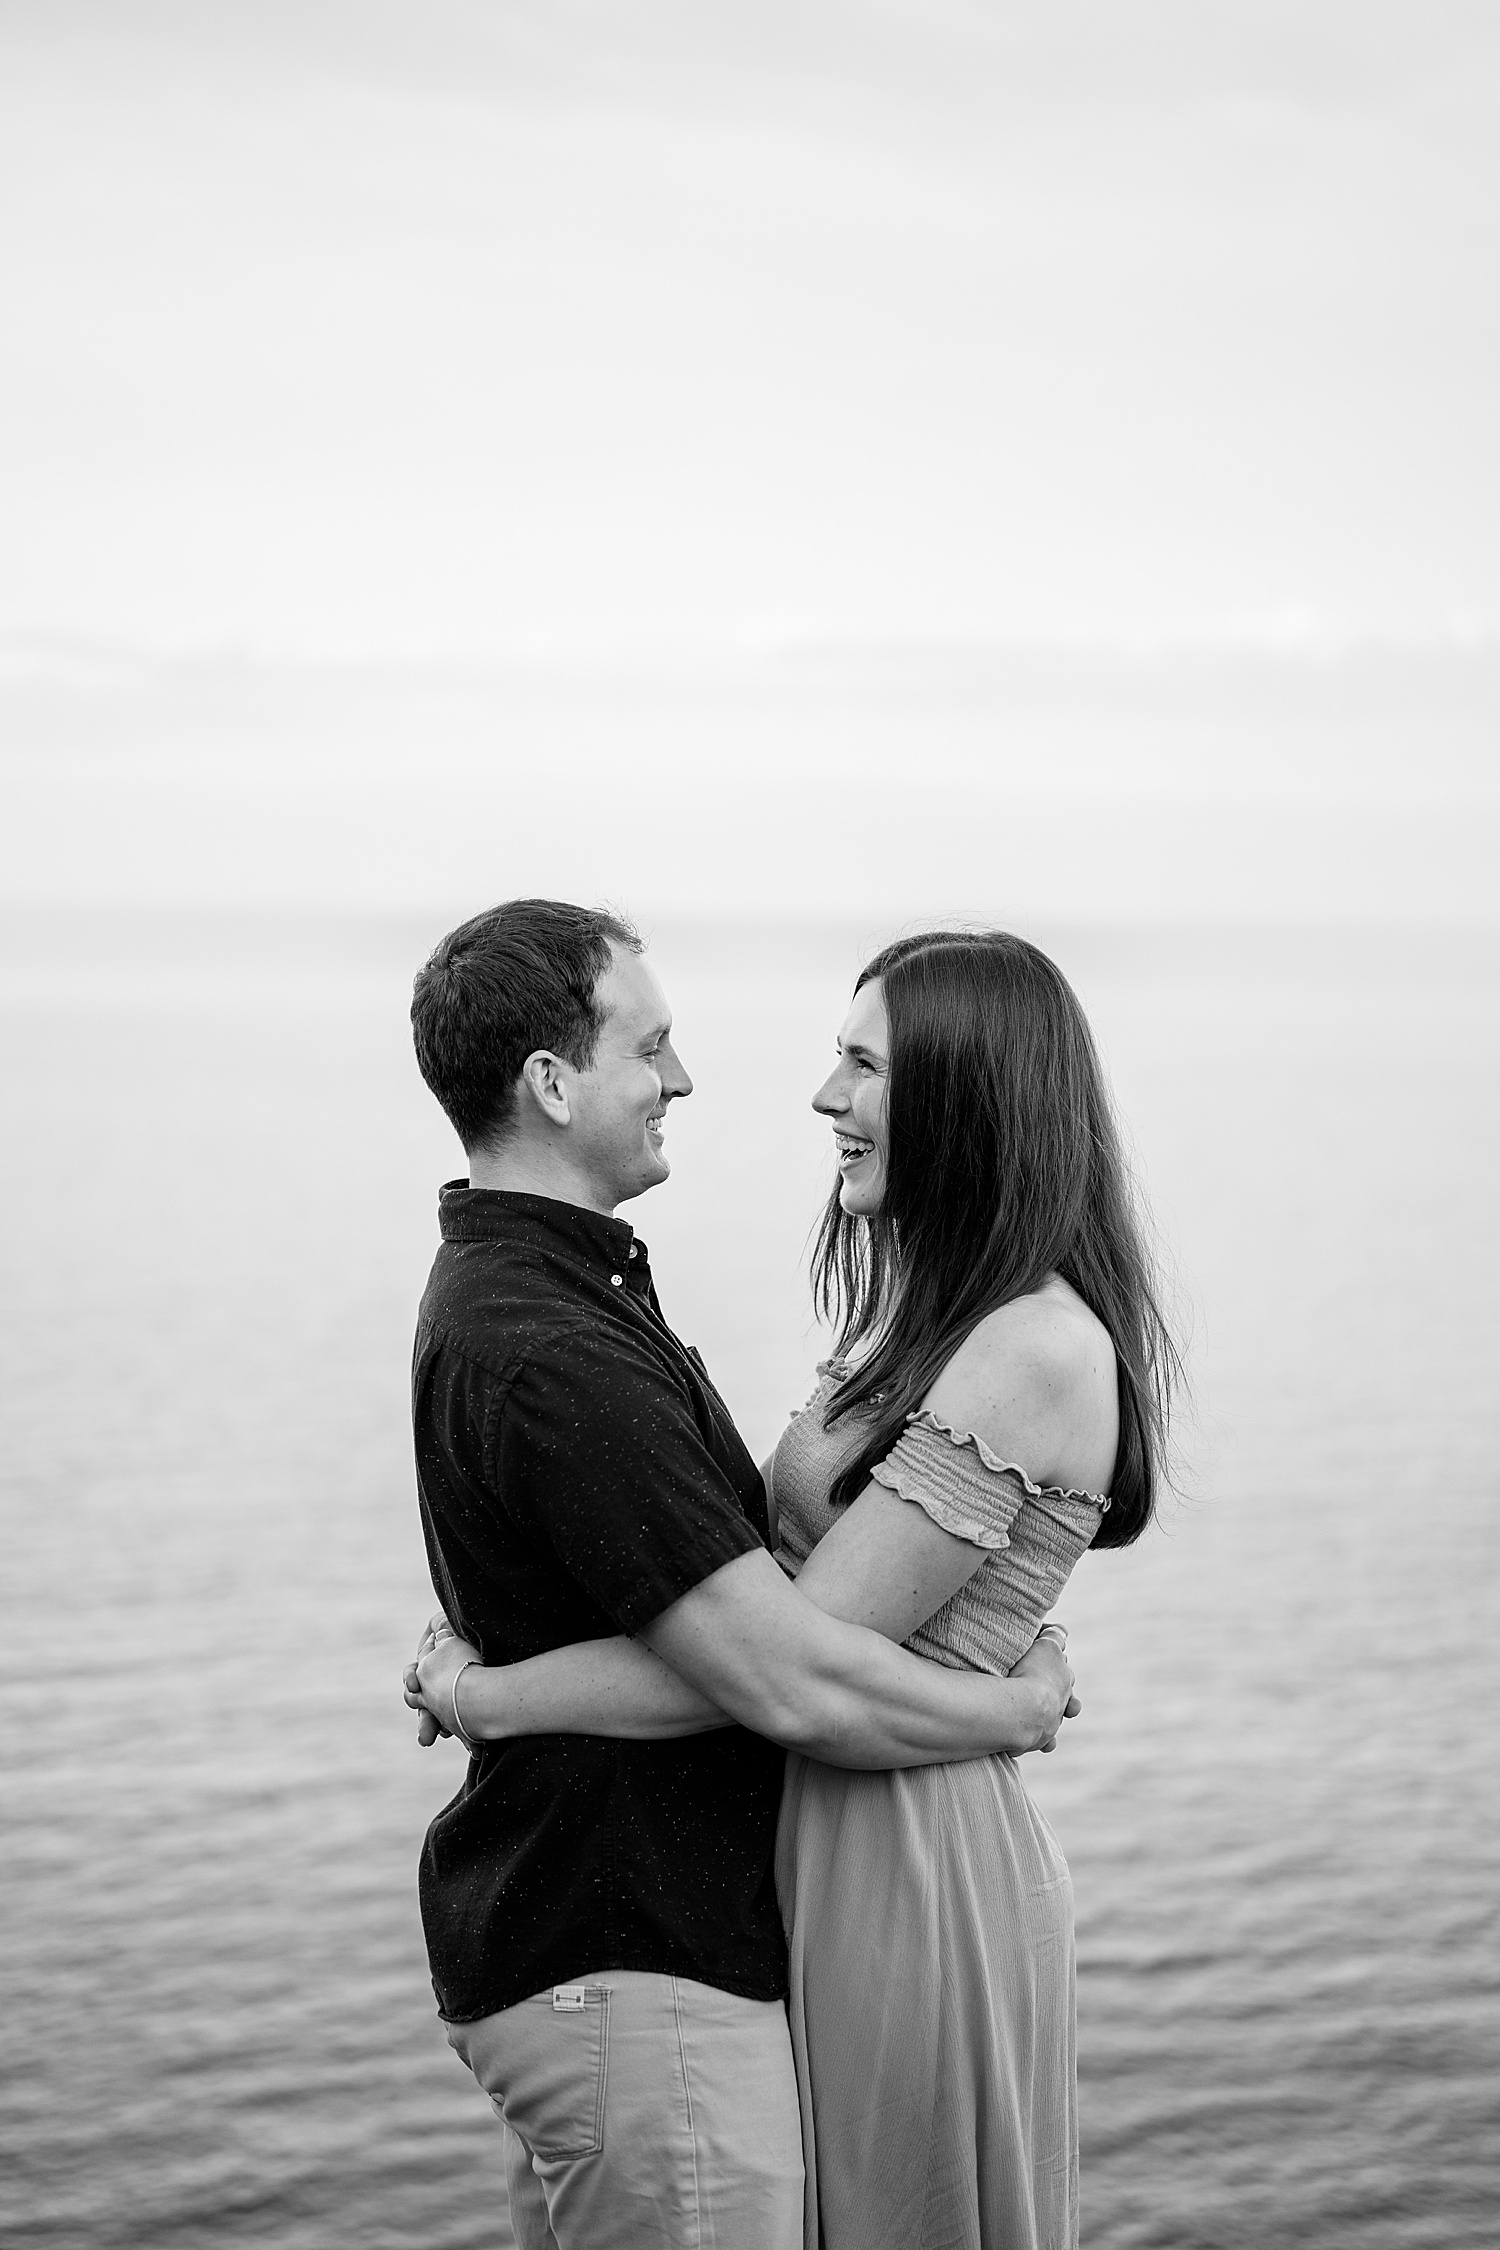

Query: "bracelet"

xmin=449 ymin=1658 xmax=480 ymax=1752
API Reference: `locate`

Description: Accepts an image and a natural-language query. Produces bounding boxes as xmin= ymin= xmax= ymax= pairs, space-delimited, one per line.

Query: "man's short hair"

xmin=411 ymin=899 xmax=642 ymax=1153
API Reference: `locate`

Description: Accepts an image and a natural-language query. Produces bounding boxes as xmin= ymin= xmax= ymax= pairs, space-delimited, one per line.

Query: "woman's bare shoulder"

xmin=920 ymin=1282 xmax=1118 ymax=1493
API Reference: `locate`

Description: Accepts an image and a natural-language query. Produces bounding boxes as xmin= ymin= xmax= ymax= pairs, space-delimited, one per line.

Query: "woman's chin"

xmin=838 ymin=1175 xmax=882 ymax=1218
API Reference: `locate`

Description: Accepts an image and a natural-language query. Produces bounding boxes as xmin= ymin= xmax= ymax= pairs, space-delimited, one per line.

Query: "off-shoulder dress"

xmin=771 ymin=1362 xmax=1109 ymax=2250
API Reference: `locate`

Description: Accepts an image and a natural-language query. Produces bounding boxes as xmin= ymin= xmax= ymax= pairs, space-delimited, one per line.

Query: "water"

xmin=2 ymin=911 xmax=1497 ymax=2249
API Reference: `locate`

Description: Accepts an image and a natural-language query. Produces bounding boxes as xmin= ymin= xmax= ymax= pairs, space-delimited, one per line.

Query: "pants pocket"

xmin=504 ymin=1988 xmax=612 ymax=2162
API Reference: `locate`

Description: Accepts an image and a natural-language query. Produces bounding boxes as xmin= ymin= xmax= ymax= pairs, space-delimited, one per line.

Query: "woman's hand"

xmin=1009 ymin=1627 xmax=1081 ymax=1753
xmin=403 ymin=1612 xmax=476 ymax=1747
xmin=414 ymin=1630 xmax=482 ymax=1743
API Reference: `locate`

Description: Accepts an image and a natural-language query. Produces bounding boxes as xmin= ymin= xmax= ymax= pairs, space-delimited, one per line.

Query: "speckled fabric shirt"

xmin=413 ymin=1187 xmax=787 ymax=2021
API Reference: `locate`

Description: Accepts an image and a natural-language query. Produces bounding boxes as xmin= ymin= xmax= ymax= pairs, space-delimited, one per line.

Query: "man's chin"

xmin=617 ymin=1151 xmax=670 ymax=1202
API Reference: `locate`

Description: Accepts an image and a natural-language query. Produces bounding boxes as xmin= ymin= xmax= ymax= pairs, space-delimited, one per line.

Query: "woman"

xmin=410 ymin=930 xmax=1176 ymax=2250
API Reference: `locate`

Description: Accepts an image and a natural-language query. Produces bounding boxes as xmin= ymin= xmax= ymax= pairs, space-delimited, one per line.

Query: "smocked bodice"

xmin=772 ymin=1361 xmax=1108 ymax=1675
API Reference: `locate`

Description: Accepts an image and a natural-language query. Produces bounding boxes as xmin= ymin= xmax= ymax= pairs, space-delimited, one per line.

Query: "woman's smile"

xmin=812 ymin=977 xmax=891 ymax=1213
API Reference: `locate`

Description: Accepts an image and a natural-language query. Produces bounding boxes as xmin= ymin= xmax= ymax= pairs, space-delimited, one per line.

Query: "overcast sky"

xmin=2 ymin=2 xmax=1496 ymax=920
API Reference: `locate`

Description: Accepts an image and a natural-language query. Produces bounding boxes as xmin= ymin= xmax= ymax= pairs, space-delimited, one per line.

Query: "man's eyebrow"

xmin=639 ymin=1018 xmax=672 ymax=1046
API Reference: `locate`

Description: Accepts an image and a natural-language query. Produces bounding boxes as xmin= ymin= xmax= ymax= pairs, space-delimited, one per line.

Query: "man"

xmin=403 ymin=898 xmax=1074 ymax=2250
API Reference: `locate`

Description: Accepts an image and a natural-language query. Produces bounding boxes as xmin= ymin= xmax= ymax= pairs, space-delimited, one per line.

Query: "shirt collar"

xmin=437 ymin=1183 xmax=641 ymax=1269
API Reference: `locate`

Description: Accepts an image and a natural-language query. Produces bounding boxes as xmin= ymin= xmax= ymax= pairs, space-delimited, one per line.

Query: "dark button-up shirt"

xmin=412 ymin=1186 xmax=788 ymax=2021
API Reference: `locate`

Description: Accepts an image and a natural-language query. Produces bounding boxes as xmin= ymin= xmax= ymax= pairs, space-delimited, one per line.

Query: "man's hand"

xmin=1010 ymin=1628 xmax=1081 ymax=1754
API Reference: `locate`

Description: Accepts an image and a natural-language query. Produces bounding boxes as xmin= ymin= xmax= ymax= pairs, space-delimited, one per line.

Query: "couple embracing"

xmin=402 ymin=899 xmax=1176 ymax=2250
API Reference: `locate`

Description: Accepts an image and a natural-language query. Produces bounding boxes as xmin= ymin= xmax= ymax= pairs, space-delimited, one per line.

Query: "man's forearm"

xmin=642 ymin=1550 xmax=1064 ymax=1768
xmin=752 ymin=1632 xmax=1055 ymax=1767
xmin=416 ymin=1553 xmax=1068 ymax=1763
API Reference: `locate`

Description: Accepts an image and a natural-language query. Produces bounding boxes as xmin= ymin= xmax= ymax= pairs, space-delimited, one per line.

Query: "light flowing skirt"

xmin=776 ymin=1752 xmax=1079 ymax=2250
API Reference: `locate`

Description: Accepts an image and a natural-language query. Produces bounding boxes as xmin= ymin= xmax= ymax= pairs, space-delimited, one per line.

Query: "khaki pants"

xmin=445 ymin=1969 xmax=804 ymax=2250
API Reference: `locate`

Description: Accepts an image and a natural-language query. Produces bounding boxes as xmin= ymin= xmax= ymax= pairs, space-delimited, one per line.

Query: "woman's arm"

xmin=408 ymin=1624 xmax=731 ymax=1745
xmin=792 ymin=1481 xmax=990 ymax=1640
xmin=405 ymin=1326 xmax=1096 ymax=1759
xmin=795 ymin=1288 xmax=1116 ymax=1639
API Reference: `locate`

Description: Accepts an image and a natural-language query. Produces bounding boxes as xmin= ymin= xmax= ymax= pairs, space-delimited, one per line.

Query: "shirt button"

xmin=610 ymin=1274 xmax=623 ymax=1286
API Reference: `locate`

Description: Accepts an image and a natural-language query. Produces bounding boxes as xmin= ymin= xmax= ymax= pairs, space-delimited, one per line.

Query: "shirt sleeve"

xmin=492 ymin=1316 xmax=767 ymax=1633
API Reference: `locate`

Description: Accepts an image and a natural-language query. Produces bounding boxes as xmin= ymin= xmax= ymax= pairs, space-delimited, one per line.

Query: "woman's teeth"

xmin=835 ymin=1136 xmax=872 ymax=1165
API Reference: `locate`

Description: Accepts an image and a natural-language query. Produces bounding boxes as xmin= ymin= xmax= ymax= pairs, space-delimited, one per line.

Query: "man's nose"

xmin=660 ymin=1040 xmax=692 ymax=1099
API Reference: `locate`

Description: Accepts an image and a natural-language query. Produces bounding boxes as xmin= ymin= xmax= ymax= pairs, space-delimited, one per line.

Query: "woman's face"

xmin=812 ymin=977 xmax=890 ymax=1216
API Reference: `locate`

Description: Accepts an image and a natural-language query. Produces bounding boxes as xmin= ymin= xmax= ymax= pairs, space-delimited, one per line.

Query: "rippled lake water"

xmin=2 ymin=911 xmax=1496 ymax=2249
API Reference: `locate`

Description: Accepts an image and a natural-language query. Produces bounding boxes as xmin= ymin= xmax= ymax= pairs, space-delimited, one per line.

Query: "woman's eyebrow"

xmin=842 ymin=1039 xmax=883 ymax=1064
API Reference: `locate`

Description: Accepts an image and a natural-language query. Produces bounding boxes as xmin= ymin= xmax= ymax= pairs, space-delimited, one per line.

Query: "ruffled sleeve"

xmin=870 ymin=1409 xmax=1110 ymax=1552
xmin=869 ymin=1413 xmax=1032 ymax=1549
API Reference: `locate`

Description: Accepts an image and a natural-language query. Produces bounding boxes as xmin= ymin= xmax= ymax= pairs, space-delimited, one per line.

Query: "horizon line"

xmin=3 ymin=617 xmax=1499 ymax=687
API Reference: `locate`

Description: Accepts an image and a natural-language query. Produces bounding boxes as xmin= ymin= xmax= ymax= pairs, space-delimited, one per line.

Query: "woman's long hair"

xmin=812 ymin=931 xmax=1179 ymax=1545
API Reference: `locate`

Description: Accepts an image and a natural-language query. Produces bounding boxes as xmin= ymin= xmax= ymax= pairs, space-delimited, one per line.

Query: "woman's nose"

xmin=811 ymin=1069 xmax=845 ymax=1115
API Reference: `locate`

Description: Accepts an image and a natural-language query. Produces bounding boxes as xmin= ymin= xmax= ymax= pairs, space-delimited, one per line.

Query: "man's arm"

xmin=417 ymin=1322 xmax=1074 ymax=1765
xmin=412 ymin=1552 xmax=1075 ymax=1767
xmin=642 ymin=1549 xmax=1069 ymax=1766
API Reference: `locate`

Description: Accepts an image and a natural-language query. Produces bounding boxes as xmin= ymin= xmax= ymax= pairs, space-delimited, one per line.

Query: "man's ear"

xmin=518 ymin=1050 xmax=571 ymax=1129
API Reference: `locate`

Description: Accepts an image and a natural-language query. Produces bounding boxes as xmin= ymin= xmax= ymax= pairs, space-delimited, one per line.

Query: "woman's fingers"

xmin=415 ymin=1612 xmax=456 ymax=1661
xmin=404 ymin=1662 xmax=452 ymax=1744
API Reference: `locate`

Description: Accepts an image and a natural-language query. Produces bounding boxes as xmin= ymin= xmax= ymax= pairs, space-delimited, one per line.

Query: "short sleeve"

xmin=868 ymin=1414 xmax=1031 ymax=1550
xmin=493 ymin=1318 xmax=765 ymax=1633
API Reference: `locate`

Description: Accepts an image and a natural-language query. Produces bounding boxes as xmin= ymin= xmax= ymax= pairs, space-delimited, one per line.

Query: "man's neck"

xmin=465 ymin=1139 xmax=618 ymax=1219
